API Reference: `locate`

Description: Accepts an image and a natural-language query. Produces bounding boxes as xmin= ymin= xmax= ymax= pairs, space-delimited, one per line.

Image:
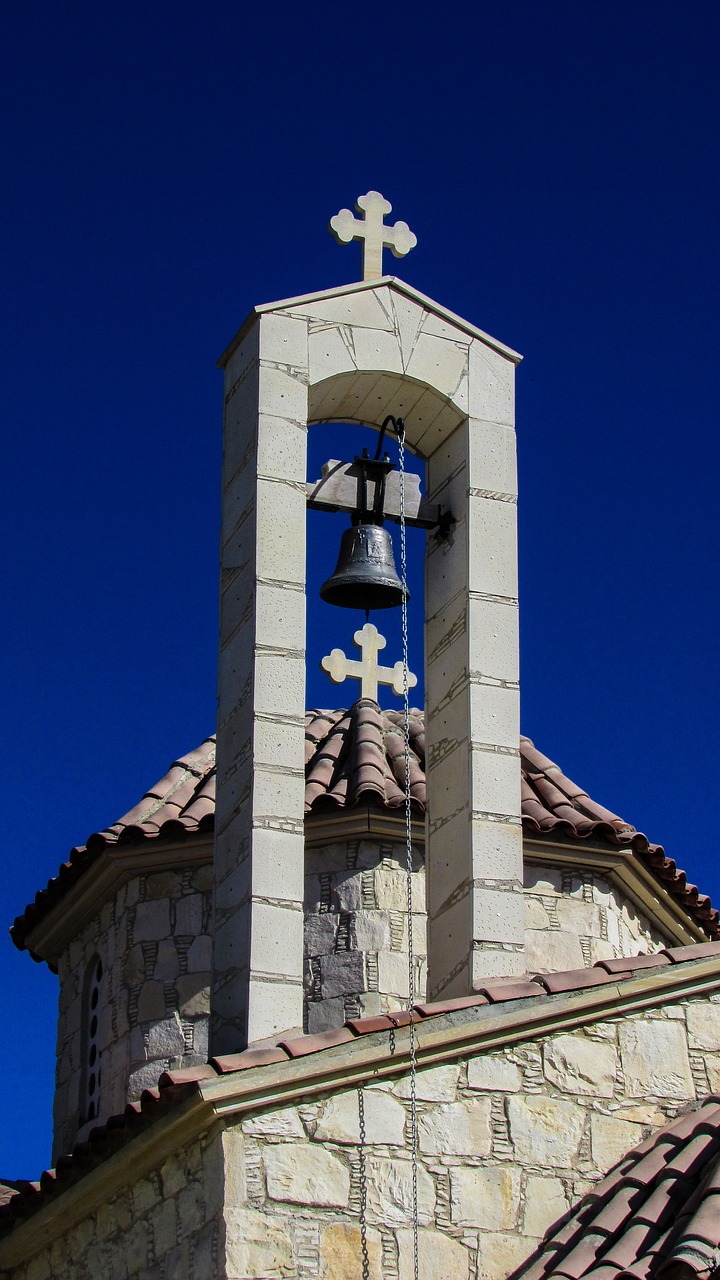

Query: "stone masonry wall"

xmin=523 ymin=863 xmax=669 ymax=974
xmin=218 ymin=987 xmax=720 ymax=1280
xmin=304 ymin=838 xmax=426 ymax=1034
xmin=5 ymin=1128 xmax=224 ymax=1280
xmin=53 ymin=865 xmax=212 ymax=1161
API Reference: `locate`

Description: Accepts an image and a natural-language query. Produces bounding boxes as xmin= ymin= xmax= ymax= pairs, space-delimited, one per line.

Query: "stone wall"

xmin=304 ymin=838 xmax=426 ymax=1033
xmin=217 ymin=987 xmax=719 ymax=1279
xmin=5 ymin=1129 xmax=224 ymax=1280
xmin=523 ymin=862 xmax=669 ymax=973
xmin=53 ymin=866 xmax=212 ymax=1160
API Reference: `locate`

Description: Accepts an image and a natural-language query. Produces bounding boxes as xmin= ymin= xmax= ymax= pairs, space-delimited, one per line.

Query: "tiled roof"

xmin=516 ymin=1095 xmax=720 ymax=1280
xmin=11 ymin=704 xmax=719 ymax=954
xmin=2 ymin=942 xmax=720 ymax=1240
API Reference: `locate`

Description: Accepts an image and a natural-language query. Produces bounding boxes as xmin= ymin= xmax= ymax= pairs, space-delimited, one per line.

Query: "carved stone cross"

xmin=329 ymin=191 xmax=417 ymax=281
xmin=321 ymin=623 xmax=418 ymax=702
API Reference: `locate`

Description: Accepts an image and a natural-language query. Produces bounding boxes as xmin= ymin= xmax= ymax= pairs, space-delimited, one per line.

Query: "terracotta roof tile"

xmin=10 ymin=712 xmax=719 ymax=954
xmin=4 ymin=947 xmax=720 ymax=1240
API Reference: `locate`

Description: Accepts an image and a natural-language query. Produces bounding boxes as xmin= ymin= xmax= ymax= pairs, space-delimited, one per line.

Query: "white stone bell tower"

xmin=211 ymin=194 xmax=524 ymax=1054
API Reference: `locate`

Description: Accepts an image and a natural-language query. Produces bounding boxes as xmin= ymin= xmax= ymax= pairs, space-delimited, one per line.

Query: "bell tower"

xmin=211 ymin=195 xmax=524 ymax=1055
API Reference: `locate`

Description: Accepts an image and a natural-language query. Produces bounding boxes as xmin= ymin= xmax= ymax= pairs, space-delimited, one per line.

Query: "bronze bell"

xmin=320 ymin=522 xmax=409 ymax=612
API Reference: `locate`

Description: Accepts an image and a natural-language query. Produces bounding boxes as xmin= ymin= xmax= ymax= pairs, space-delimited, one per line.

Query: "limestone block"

xmin=418 ymin=1096 xmax=493 ymax=1158
xmin=192 ymin=1018 xmax=209 ymax=1059
xmin=175 ymin=894 xmax=204 ymax=936
xmin=320 ymin=1222 xmax=383 ymax=1279
xmin=589 ymin=938 xmax=617 ymax=964
xmin=365 ymin=1156 xmax=435 ymax=1226
xmin=319 ymin=951 xmax=365 ymax=998
xmin=406 ymin=331 xmax=467 ymax=400
xmin=147 ymin=1015 xmax=185 ymax=1059
xmin=256 ymin=362 xmax=307 ymax=423
xmin=469 ymin=682 xmax=520 ymax=750
xmin=469 ymin=820 xmax=524 ymax=883
xmin=314 ymin=1088 xmax=406 ymax=1146
xmin=544 ymin=1034 xmax=617 ymax=1097
xmin=292 ymin=289 xmax=394 ymax=330
xmin=526 ymin=929 xmax=585 ymax=974
xmin=133 ymin=900 xmax=170 ymax=942
xmin=476 ymin=1232 xmax=537 ymax=1280
xmin=524 ymin=865 xmax=563 ymax=895
xmin=249 ymin=902 xmax=304 ymax=979
xmin=351 ymin=910 xmax=392 ymax=952
xmin=308 ymin=325 xmax=357 ymax=383
xmin=472 ymin=886 xmax=525 ymax=946
xmin=225 ymin=1206 xmax=294 ymax=1277
xmin=706 ymin=1055 xmax=720 ymax=1092
xmin=332 ymin=871 xmax=363 ymax=912
xmin=687 ymin=1001 xmax=720 ymax=1050
xmin=304 ymin=913 xmax=339 ymax=956
xmin=176 ymin=973 xmax=210 ymax=1017
xmin=395 ymin=1063 xmax=459 ymax=1103
xmin=468 ymin=342 xmax=515 ymax=425
xmin=468 ymin=495 xmax=518 ymax=598
xmin=243 ymin=1105 xmax=305 ymax=1139
xmin=467 ymin=1055 xmax=522 ymax=1093
xmin=192 ymin=864 xmax=213 ymax=893
xmin=619 ymin=1019 xmax=694 ymax=1098
xmin=137 ymin=981 xmax=166 ymax=1023
xmin=187 ymin=934 xmax=212 ymax=972
xmin=450 ymin=1164 xmax=521 ymax=1229
xmin=397 ymin=1227 xmax=471 ymax=1280
xmin=590 ymin=1113 xmax=644 ymax=1170
xmin=260 ymin=311 xmax=308 ymax=369
xmin=507 ymin=1095 xmax=586 ymax=1167
xmin=471 ymin=748 xmax=522 ymax=825
xmin=264 ymin=1143 xmax=350 ymax=1207
xmin=523 ymin=1175 xmax=568 ymax=1237
xmin=307 ymin=996 xmax=345 ymax=1034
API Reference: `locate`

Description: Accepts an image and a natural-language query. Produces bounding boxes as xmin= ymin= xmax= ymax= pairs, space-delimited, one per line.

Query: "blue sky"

xmin=2 ymin=1 xmax=720 ymax=1175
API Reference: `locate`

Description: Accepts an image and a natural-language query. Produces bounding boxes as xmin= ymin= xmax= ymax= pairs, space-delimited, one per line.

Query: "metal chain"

xmin=398 ymin=423 xmax=420 ymax=1280
xmin=357 ymin=1088 xmax=370 ymax=1280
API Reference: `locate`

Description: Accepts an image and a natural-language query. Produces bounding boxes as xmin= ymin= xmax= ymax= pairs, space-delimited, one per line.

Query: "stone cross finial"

xmin=321 ymin=623 xmax=418 ymax=702
xmin=329 ymin=191 xmax=417 ymax=281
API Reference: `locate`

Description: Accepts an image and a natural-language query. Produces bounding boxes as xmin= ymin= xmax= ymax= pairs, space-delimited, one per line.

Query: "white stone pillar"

xmin=425 ymin=341 xmax=524 ymax=996
xmin=213 ymin=312 xmax=310 ymax=1053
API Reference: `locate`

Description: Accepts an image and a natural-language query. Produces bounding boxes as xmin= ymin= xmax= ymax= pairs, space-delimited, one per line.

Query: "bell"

xmin=320 ymin=523 xmax=409 ymax=611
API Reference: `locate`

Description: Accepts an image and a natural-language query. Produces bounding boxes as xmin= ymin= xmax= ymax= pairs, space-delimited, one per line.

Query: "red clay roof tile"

xmin=10 ymin=711 xmax=719 ymax=954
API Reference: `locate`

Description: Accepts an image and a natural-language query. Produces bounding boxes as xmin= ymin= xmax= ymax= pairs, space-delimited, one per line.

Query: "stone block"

xmin=145 ymin=871 xmax=182 ymax=899
xmin=225 ymin=1206 xmax=294 ymax=1277
xmin=243 ymin=1104 xmax=305 ymax=1138
xmin=590 ymin=1113 xmax=644 ymax=1170
xmin=472 ymin=885 xmax=525 ymax=946
xmin=377 ymin=950 xmax=410 ymax=997
xmin=133 ymin=901 xmax=170 ymax=942
xmin=544 ymin=1034 xmax=617 ymax=1097
xmin=418 ymin=1097 xmax=492 ymax=1157
xmin=320 ymin=1222 xmax=383 ymax=1280
xmin=619 ymin=1019 xmax=694 ymax=1098
xmin=555 ymin=897 xmax=602 ymax=937
xmin=395 ymin=1063 xmax=459 ymax=1102
xmin=523 ymin=1175 xmax=568 ymax=1237
xmin=176 ymin=973 xmax=210 ymax=1017
xmin=174 ymin=894 xmax=204 ymax=936
xmin=352 ymin=325 xmax=404 ymax=376
xmin=476 ymin=1232 xmax=536 ymax=1280
xmin=526 ymin=929 xmax=585 ymax=973
xmin=507 ymin=1095 xmax=586 ymax=1167
xmin=467 ymin=1054 xmax=522 ymax=1093
xmin=319 ymin=951 xmax=365 ymax=998
xmin=524 ymin=865 xmax=563 ymax=894
xmin=331 ymin=870 xmax=363 ymax=912
xmin=306 ymin=996 xmax=345 ymax=1033
xmin=187 ymin=935 xmax=212 ymax=972
xmin=314 ymin=1088 xmax=406 ymax=1146
xmin=525 ymin=897 xmax=551 ymax=930
xmin=397 ymin=1227 xmax=471 ymax=1280
xmin=264 ymin=1143 xmax=350 ymax=1207
xmin=451 ymin=1164 xmax=521 ymax=1230
xmin=468 ymin=342 xmax=515 ymax=425
xmin=223 ymin=1127 xmax=246 ymax=1207
xmin=137 ymin=981 xmax=166 ymax=1023
xmin=304 ymin=913 xmax=339 ymax=956
xmin=249 ymin=901 xmax=304 ymax=978
xmin=687 ymin=1000 xmax=720 ymax=1050
xmin=365 ymin=1156 xmax=435 ymax=1227
xmin=154 ymin=940 xmax=180 ymax=980
xmin=468 ymin=493 xmax=518 ymax=597
xmin=146 ymin=1015 xmax=185 ymax=1059
xmin=177 ymin=1181 xmax=205 ymax=1233
xmin=469 ymin=682 xmax=520 ymax=750
xmin=351 ymin=910 xmax=392 ymax=952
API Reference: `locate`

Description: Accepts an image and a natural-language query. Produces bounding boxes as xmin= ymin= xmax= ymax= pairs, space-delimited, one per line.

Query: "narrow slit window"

xmin=81 ymin=956 xmax=103 ymax=1123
